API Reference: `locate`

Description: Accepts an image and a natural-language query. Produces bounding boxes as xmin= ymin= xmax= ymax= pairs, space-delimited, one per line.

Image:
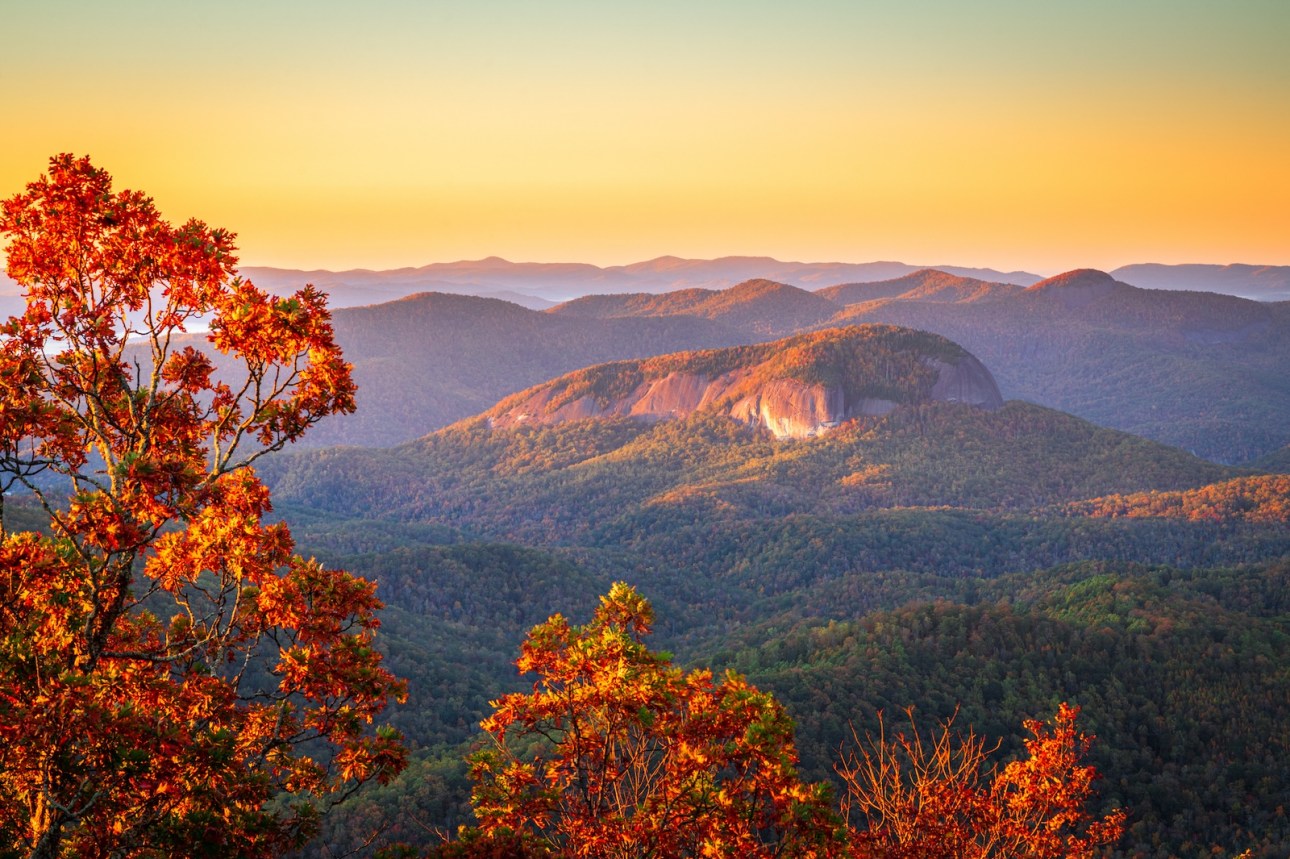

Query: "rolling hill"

xmin=265 ymin=326 xmax=1239 ymax=531
xmin=549 ymin=278 xmax=838 ymax=336
xmin=816 ymin=268 xmax=1023 ymax=305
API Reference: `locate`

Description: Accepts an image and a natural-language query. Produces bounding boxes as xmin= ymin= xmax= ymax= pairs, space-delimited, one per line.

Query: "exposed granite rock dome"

xmin=486 ymin=325 xmax=1004 ymax=439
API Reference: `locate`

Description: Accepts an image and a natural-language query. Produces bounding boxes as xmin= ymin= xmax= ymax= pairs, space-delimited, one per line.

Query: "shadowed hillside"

xmin=824 ymin=270 xmax=1290 ymax=462
xmin=301 ymin=292 xmax=752 ymax=447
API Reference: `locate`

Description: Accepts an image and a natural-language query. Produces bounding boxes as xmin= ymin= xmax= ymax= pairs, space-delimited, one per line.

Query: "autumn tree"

xmin=0 ymin=155 xmax=406 ymax=858
xmin=838 ymin=703 xmax=1125 ymax=858
xmin=468 ymin=582 xmax=839 ymax=858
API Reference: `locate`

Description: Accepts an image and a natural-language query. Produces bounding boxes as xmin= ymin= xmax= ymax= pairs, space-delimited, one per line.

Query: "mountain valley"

xmin=257 ymin=320 xmax=1290 ymax=857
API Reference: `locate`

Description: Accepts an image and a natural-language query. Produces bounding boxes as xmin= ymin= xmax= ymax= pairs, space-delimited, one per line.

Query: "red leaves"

xmin=839 ymin=704 xmax=1125 ymax=859
xmin=989 ymin=703 xmax=1127 ymax=859
xmin=471 ymin=583 xmax=838 ymax=858
xmin=0 ymin=154 xmax=405 ymax=856
xmin=473 ymin=588 xmax=1125 ymax=859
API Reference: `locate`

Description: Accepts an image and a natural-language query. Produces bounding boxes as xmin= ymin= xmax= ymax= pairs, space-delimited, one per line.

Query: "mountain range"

xmin=5 ymin=257 xmax=1289 ymax=311
xmin=8 ymin=248 xmax=1287 ymax=855
xmin=293 ymin=267 xmax=1289 ymax=463
xmin=229 ymin=257 xmax=1290 ymax=308
xmin=236 ymin=256 xmax=1045 ymax=308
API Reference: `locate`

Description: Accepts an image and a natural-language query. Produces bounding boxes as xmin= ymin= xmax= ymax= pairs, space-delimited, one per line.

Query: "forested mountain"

xmin=484 ymin=326 xmax=1002 ymax=437
xmin=264 ymin=340 xmax=1290 ymax=856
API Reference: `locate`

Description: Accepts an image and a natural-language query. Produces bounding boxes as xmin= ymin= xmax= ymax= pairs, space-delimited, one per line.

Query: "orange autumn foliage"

xmin=468 ymin=583 xmax=839 ymax=858
xmin=0 ymin=155 xmax=406 ymax=858
xmin=839 ymin=704 xmax=1125 ymax=859
xmin=1067 ymin=474 xmax=1290 ymax=524
xmin=465 ymin=586 xmax=1124 ymax=859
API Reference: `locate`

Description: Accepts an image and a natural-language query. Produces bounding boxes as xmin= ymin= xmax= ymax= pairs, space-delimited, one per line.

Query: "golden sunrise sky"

xmin=3 ymin=0 xmax=1288 ymax=274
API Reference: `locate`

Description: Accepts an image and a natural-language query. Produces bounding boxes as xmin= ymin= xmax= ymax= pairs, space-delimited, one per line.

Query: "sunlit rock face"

xmin=728 ymin=380 xmax=846 ymax=438
xmin=493 ymin=353 xmax=1003 ymax=439
xmin=628 ymin=370 xmax=742 ymax=419
xmin=488 ymin=326 xmax=1005 ymax=438
xmin=722 ymin=354 xmax=1002 ymax=439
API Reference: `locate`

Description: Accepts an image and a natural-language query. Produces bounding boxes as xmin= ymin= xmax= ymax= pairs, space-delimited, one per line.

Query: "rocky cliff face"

xmin=486 ymin=326 xmax=1004 ymax=439
xmin=926 ymin=355 xmax=1004 ymax=408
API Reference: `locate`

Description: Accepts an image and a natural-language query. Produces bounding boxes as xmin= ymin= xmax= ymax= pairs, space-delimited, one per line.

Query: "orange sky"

xmin=2 ymin=1 xmax=1288 ymax=274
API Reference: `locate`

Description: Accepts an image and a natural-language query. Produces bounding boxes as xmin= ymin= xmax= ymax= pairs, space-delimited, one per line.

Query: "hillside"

xmin=298 ymin=292 xmax=754 ymax=447
xmin=816 ymin=268 xmax=1022 ymax=305
xmin=1065 ymin=474 xmax=1290 ymax=523
xmin=825 ymin=270 xmax=1290 ymax=462
xmin=551 ymin=278 xmax=838 ymax=336
xmin=485 ymin=325 xmax=1002 ymax=438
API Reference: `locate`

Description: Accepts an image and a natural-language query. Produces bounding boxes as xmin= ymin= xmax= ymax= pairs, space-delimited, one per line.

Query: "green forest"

xmin=261 ymin=394 xmax=1290 ymax=858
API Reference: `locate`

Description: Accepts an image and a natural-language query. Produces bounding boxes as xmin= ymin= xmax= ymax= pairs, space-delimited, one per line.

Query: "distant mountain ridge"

xmin=1111 ymin=263 xmax=1290 ymax=301
xmin=237 ymin=256 xmax=1045 ymax=307
xmin=825 ymin=270 xmax=1290 ymax=462
xmin=7 ymin=258 xmax=1290 ymax=310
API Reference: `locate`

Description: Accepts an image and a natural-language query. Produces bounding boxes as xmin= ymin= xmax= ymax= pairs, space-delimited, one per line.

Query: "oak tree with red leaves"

xmin=0 ymin=155 xmax=406 ymax=858
xmin=468 ymin=582 xmax=839 ymax=859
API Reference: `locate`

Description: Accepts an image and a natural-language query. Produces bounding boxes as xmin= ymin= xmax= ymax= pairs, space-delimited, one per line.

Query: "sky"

xmin=2 ymin=0 xmax=1289 ymax=275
